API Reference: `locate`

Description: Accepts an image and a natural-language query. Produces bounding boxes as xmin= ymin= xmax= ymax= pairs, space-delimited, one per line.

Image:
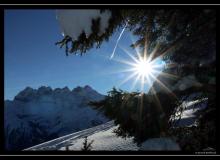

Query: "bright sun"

xmin=134 ymin=59 xmax=153 ymax=77
xmin=109 ymin=43 xmax=166 ymax=92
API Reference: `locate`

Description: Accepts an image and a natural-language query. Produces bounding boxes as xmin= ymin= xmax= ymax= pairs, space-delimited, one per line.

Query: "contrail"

xmin=110 ymin=22 xmax=128 ymax=59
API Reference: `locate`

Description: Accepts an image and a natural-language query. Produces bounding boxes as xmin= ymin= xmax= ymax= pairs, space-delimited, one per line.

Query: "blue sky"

xmin=4 ymin=10 xmax=164 ymax=100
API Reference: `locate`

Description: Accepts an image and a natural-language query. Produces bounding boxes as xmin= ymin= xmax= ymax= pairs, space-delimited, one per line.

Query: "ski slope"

xmin=24 ymin=120 xmax=180 ymax=151
xmin=24 ymin=121 xmax=139 ymax=151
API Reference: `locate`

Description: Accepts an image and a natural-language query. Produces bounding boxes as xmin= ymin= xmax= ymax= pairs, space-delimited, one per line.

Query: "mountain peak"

xmin=72 ymin=86 xmax=83 ymax=92
xmin=38 ymin=86 xmax=52 ymax=90
xmin=84 ymin=85 xmax=93 ymax=91
xmin=13 ymin=85 xmax=101 ymax=101
xmin=24 ymin=86 xmax=34 ymax=91
xmin=14 ymin=86 xmax=36 ymax=101
xmin=62 ymin=86 xmax=70 ymax=91
xmin=38 ymin=86 xmax=53 ymax=95
xmin=72 ymin=85 xmax=95 ymax=93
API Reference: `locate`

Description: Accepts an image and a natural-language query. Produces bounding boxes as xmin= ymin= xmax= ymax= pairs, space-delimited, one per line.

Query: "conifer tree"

xmin=57 ymin=9 xmax=216 ymax=149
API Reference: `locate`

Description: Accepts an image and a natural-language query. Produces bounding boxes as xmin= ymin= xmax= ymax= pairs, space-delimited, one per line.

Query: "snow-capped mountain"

xmin=4 ymin=85 xmax=109 ymax=151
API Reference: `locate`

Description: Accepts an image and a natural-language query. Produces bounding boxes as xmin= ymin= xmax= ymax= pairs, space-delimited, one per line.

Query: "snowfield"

xmin=25 ymin=120 xmax=181 ymax=151
xmin=58 ymin=125 xmax=139 ymax=151
xmin=25 ymin=121 xmax=139 ymax=151
xmin=24 ymin=121 xmax=114 ymax=150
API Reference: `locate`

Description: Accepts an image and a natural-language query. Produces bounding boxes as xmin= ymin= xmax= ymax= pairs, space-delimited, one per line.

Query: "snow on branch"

xmin=56 ymin=9 xmax=111 ymax=40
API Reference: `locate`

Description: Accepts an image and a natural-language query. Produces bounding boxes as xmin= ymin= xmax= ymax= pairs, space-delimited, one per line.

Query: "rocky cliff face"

xmin=4 ymin=85 xmax=108 ymax=151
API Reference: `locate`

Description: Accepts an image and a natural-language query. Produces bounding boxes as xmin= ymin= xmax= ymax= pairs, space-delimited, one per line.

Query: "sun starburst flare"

xmin=133 ymin=58 xmax=154 ymax=79
xmin=107 ymin=34 xmax=181 ymax=121
xmin=109 ymin=43 xmax=179 ymax=94
xmin=110 ymin=47 xmax=163 ymax=92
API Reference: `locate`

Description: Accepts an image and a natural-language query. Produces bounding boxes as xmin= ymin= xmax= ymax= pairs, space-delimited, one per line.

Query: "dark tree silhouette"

xmin=81 ymin=136 xmax=94 ymax=151
xmin=57 ymin=9 xmax=216 ymax=150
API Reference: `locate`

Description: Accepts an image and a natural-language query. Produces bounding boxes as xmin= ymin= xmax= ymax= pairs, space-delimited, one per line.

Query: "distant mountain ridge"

xmin=4 ymin=85 xmax=109 ymax=151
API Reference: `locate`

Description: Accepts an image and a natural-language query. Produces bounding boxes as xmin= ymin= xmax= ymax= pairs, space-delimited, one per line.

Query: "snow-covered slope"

xmin=25 ymin=121 xmax=179 ymax=151
xmin=24 ymin=121 xmax=138 ymax=151
xmin=4 ymin=85 xmax=109 ymax=151
xmin=24 ymin=94 xmax=207 ymax=151
xmin=171 ymin=95 xmax=208 ymax=127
